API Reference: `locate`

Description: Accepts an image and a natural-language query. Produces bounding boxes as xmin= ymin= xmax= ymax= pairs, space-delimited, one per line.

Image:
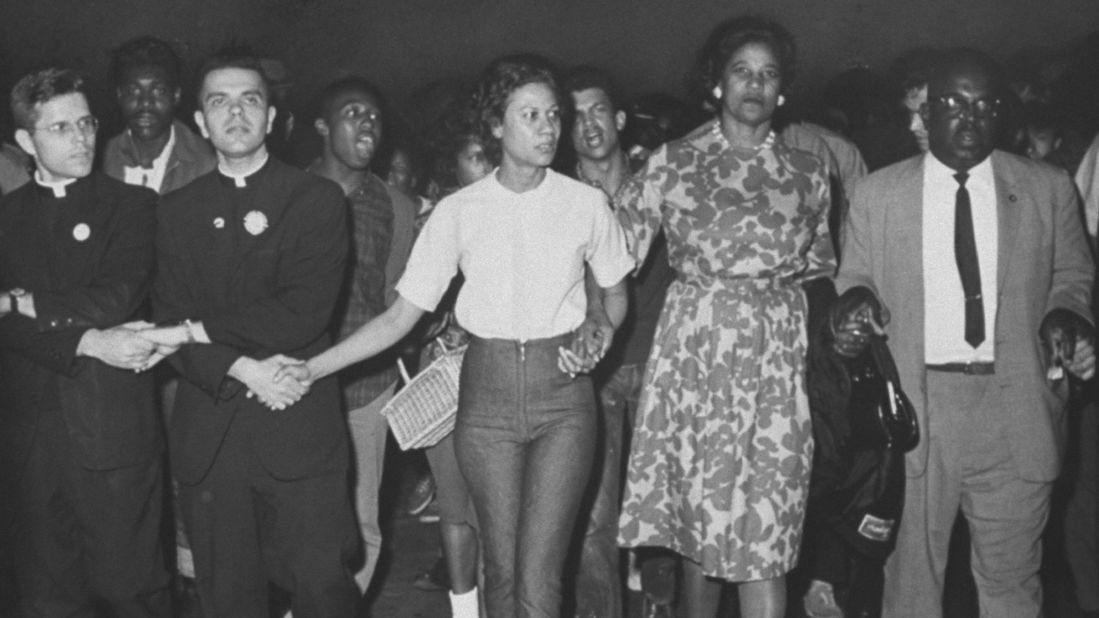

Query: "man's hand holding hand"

xmin=77 ymin=324 xmax=158 ymax=370
xmin=230 ymin=355 xmax=311 ymax=410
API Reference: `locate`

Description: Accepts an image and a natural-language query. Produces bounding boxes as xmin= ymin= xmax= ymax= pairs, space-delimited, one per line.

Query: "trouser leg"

xmin=517 ymin=384 xmax=596 ymax=618
xmin=347 ymin=384 xmax=394 ymax=593
xmin=574 ymin=366 xmax=628 ymax=618
xmin=259 ymin=468 xmax=360 ymax=618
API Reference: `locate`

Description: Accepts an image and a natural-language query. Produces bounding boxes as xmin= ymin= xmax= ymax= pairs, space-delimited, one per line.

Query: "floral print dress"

xmin=615 ymin=119 xmax=835 ymax=581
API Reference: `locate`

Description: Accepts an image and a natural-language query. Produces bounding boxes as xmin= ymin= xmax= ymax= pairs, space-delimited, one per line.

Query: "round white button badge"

xmin=72 ymin=223 xmax=90 ymax=242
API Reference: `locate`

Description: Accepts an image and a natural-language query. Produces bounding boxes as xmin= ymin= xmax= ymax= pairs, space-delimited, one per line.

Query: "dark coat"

xmin=153 ymin=158 xmax=349 ymax=484
xmin=0 ymin=173 xmax=160 ymax=471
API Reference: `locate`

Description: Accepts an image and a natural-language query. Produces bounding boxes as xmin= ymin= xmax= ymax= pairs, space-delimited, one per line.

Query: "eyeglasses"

xmin=32 ymin=116 xmax=98 ymax=138
xmin=930 ymin=95 xmax=1000 ymax=119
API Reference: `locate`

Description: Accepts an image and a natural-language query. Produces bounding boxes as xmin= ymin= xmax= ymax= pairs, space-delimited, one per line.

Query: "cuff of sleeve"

xmin=33 ymin=297 xmax=78 ymax=332
xmin=217 ymin=376 xmax=244 ymax=401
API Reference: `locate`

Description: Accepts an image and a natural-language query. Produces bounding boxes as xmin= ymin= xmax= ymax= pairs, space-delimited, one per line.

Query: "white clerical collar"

xmin=218 ymin=153 xmax=269 ymax=188
xmin=34 ymin=171 xmax=78 ymax=198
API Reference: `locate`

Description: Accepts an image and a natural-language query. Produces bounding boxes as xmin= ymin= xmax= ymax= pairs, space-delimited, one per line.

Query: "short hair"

xmin=698 ymin=15 xmax=797 ymax=97
xmin=110 ymin=35 xmax=182 ymax=88
xmin=314 ymin=76 xmax=387 ymax=124
xmin=10 ymin=68 xmax=86 ymax=131
xmin=194 ymin=46 xmax=270 ymax=106
xmin=473 ymin=54 xmax=560 ymax=166
xmin=927 ymin=48 xmax=1006 ymax=99
xmin=561 ymin=66 xmax=622 ymax=113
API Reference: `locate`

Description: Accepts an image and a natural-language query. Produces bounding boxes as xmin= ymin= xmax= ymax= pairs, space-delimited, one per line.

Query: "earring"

xmin=778 ymin=94 xmax=786 ymax=106
xmin=711 ymin=85 xmax=722 ymax=100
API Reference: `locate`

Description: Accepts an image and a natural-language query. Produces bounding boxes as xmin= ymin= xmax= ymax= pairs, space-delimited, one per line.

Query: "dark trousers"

xmin=12 ymin=407 xmax=171 ymax=617
xmin=455 ymin=334 xmax=597 ymax=618
xmin=573 ymin=362 xmax=644 ymax=618
xmin=178 ymin=416 xmax=359 ymax=618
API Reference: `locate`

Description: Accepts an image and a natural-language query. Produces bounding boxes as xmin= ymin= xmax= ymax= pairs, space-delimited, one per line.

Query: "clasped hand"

xmin=235 ymin=355 xmax=312 ymax=411
xmin=1040 ymin=308 xmax=1096 ymax=381
xmin=558 ymin=313 xmax=614 ymax=377
xmin=77 ymin=321 xmax=177 ymax=372
xmin=830 ymin=286 xmax=890 ymax=358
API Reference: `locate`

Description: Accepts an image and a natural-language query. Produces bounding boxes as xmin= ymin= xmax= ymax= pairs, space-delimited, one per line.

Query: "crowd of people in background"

xmin=1 ymin=11 xmax=1099 ymax=618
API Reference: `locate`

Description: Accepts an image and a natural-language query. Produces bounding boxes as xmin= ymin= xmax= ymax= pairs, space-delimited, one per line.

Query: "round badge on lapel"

xmin=243 ymin=211 xmax=268 ymax=236
xmin=72 ymin=223 xmax=90 ymax=242
xmin=213 ymin=217 xmax=226 ymax=229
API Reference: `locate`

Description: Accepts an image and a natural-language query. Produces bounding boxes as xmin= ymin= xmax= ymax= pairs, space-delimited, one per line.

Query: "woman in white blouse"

xmin=280 ymin=56 xmax=633 ymax=618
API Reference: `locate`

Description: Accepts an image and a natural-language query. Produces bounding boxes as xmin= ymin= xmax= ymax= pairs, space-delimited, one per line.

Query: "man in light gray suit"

xmin=833 ymin=48 xmax=1095 ymax=618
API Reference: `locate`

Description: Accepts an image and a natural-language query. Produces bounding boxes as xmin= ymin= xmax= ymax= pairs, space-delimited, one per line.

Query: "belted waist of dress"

xmin=675 ymin=273 xmax=797 ymax=291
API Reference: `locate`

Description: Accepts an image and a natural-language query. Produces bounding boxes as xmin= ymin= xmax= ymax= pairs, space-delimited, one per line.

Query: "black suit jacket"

xmin=0 ymin=173 xmax=160 ymax=471
xmin=154 ymin=158 xmax=349 ymax=484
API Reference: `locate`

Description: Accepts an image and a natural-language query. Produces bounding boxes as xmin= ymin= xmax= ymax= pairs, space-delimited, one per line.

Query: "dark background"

xmin=4 ymin=0 xmax=1099 ymax=125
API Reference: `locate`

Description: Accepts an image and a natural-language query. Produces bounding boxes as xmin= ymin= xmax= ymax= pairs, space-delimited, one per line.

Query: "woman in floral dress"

xmin=616 ymin=16 xmax=836 ymax=618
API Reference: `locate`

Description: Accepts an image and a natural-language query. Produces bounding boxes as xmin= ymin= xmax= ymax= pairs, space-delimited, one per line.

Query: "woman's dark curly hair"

xmin=698 ymin=15 xmax=797 ymax=104
xmin=473 ymin=54 xmax=560 ymax=166
xmin=428 ymin=95 xmax=482 ymax=194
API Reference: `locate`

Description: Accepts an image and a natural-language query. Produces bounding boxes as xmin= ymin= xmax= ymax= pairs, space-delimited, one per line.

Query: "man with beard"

xmin=306 ymin=76 xmax=417 ymax=595
xmin=0 ymin=67 xmax=170 ymax=616
xmin=564 ymin=66 xmax=677 ymax=618
xmin=141 ymin=52 xmax=358 ymax=617
xmin=104 ymin=36 xmax=215 ymax=195
xmin=834 ymin=49 xmax=1095 ymax=617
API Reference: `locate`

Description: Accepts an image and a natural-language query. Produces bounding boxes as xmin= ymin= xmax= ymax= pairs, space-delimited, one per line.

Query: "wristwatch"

xmin=9 ymin=288 xmax=26 ymax=315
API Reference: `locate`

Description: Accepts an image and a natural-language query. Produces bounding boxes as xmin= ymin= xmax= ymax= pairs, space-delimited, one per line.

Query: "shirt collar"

xmin=34 ymin=170 xmax=78 ymax=198
xmin=925 ymin=150 xmax=994 ymax=185
xmin=218 ymin=153 xmax=270 ymax=188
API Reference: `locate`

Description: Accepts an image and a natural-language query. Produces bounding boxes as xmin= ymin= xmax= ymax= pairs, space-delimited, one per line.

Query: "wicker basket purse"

xmin=381 ymin=342 xmax=467 ymax=450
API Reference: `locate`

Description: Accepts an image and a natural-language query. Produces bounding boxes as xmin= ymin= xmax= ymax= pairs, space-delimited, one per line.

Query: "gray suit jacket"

xmin=836 ymin=150 xmax=1094 ymax=481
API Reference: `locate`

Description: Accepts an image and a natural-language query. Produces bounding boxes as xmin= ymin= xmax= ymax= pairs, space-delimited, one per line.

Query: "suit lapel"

xmin=992 ymin=152 xmax=1020 ymax=299
xmin=887 ymin=157 xmax=926 ymax=369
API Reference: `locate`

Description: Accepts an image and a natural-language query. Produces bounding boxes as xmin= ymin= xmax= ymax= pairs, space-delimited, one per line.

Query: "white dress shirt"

xmin=922 ymin=153 xmax=998 ymax=363
xmin=397 ymin=169 xmax=635 ymax=341
xmin=122 ymin=125 xmax=175 ymax=193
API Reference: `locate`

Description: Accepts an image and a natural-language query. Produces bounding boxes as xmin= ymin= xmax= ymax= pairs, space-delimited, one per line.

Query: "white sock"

xmin=449 ymin=587 xmax=479 ymax=618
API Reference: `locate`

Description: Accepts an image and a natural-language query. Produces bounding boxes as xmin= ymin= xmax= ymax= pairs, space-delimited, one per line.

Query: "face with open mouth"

xmin=718 ymin=41 xmax=783 ymax=131
xmin=924 ymin=61 xmax=998 ymax=172
xmin=323 ymin=89 xmax=383 ymax=172
xmin=117 ymin=64 xmax=179 ymax=144
xmin=570 ymin=87 xmax=624 ymax=163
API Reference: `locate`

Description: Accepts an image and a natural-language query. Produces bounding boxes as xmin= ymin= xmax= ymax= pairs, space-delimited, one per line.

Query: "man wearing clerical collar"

xmin=0 ymin=67 xmax=171 ymax=615
xmin=142 ymin=50 xmax=358 ymax=617
xmin=103 ymin=35 xmax=215 ymax=196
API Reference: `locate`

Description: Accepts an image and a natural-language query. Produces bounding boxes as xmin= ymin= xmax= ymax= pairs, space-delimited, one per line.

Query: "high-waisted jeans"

xmin=454 ymin=333 xmax=597 ymax=618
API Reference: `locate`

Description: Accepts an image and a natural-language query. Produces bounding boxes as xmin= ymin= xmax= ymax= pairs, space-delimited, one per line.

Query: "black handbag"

xmin=845 ymin=336 xmax=919 ymax=453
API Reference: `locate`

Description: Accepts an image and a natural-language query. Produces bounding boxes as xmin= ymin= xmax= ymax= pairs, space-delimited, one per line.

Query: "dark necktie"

xmin=954 ymin=172 xmax=984 ymax=348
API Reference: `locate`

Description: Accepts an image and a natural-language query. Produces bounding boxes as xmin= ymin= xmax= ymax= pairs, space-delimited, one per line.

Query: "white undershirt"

xmin=123 ymin=125 xmax=176 ymax=193
xmin=922 ymin=153 xmax=998 ymax=363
